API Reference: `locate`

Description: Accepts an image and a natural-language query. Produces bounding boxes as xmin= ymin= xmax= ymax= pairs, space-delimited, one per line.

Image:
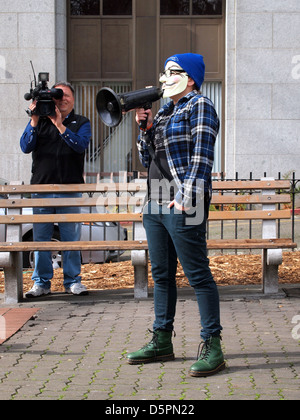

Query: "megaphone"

xmin=96 ymin=86 xmax=163 ymax=129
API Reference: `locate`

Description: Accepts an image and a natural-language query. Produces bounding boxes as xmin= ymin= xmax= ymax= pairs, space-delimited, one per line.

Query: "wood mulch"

xmin=1 ymin=251 xmax=299 ymax=293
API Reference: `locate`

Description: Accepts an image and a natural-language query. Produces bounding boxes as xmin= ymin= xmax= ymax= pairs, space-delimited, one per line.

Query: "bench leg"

xmin=4 ymin=252 xmax=23 ymax=304
xmin=262 ymin=249 xmax=280 ymax=294
xmin=132 ymin=250 xmax=148 ymax=299
xmin=134 ymin=265 xmax=149 ymax=299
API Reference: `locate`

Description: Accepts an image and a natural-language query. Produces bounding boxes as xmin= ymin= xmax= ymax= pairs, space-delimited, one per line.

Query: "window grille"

xmin=73 ymin=82 xmax=132 ymax=178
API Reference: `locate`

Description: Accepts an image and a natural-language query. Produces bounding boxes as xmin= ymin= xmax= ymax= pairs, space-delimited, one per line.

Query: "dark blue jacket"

xmin=20 ymin=110 xmax=91 ymax=184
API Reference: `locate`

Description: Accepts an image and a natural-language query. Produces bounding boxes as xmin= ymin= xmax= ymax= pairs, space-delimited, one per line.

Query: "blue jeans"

xmin=31 ymin=193 xmax=82 ymax=290
xmin=143 ymin=200 xmax=222 ymax=341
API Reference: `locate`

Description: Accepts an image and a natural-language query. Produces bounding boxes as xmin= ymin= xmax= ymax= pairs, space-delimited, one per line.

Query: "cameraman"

xmin=20 ymin=81 xmax=92 ymax=298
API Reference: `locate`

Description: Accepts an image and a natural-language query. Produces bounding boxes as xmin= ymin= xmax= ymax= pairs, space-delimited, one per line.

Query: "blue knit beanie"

xmin=164 ymin=53 xmax=205 ymax=89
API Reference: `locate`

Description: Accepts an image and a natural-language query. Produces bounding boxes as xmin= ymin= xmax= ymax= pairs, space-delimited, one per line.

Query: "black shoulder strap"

xmin=144 ymin=132 xmax=172 ymax=181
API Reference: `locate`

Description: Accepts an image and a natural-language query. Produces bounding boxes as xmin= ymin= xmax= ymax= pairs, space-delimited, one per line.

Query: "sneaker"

xmin=65 ymin=283 xmax=88 ymax=296
xmin=25 ymin=284 xmax=51 ymax=298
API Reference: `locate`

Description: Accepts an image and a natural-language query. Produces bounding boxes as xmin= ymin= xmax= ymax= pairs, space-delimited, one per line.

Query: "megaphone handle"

xmin=139 ymin=116 xmax=148 ymax=131
xmin=139 ymin=103 xmax=152 ymax=131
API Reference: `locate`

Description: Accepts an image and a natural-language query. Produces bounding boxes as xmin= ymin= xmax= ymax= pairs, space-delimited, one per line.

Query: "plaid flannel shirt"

xmin=137 ymin=91 xmax=220 ymax=207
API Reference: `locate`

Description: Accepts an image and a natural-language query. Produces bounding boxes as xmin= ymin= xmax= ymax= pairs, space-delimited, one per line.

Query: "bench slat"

xmin=208 ymin=209 xmax=291 ymax=221
xmin=207 ymin=238 xmax=297 ymax=249
xmin=0 ymin=209 xmax=291 ymax=225
xmin=3 ymin=197 xmax=143 ymax=209
xmin=1 ymin=180 xmax=290 ymax=195
xmin=211 ymin=194 xmax=291 ymax=205
xmin=0 ymin=240 xmax=148 ymax=252
xmin=2 ymin=194 xmax=291 ymax=209
xmin=0 ymin=213 xmax=143 ymax=224
xmin=0 ymin=183 xmax=147 ymax=195
xmin=0 ymin=238 xmax=296 ymax=253
xmin=211 ymin=180 xmax=290 ymax=190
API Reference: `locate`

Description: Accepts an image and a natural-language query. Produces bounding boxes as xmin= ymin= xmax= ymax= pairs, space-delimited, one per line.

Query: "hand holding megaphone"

xmin=135 ymin=108 xmax=153 ymax=131
xmin=96 ymin=86 xmax=163 ymax=128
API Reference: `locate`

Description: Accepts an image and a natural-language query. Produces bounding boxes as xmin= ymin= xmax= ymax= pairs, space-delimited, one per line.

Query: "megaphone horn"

xmin=96 ymin=86 xmax=163 ymax=128
xmin=96 ymin=87 xmax=122 ymax=128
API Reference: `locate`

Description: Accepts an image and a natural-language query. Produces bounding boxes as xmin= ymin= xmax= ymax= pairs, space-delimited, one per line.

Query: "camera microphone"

xmin=24 ymin=92 xmax=33 ymax=101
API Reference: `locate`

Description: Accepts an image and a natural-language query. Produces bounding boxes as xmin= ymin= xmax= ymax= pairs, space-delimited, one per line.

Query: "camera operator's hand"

xmin=135 ymin=108 xmax=153 ymax=130
xmin=48 ymin=106 xmax=66 ymax=134
xmin=29 ymin=102 xmax=39 ymax=127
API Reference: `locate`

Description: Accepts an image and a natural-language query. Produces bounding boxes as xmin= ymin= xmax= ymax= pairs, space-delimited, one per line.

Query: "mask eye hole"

xmin=159 ymin=69 xmax=187 ymax=79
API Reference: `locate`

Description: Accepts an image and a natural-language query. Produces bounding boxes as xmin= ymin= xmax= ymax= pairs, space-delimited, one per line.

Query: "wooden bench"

xmin=0 ymin=179 xmax=297 ymax=303
xmin=207 ymin=178 xmax=297 ymax=294
xmin=0 ymin=181 xmax=148 ymax=303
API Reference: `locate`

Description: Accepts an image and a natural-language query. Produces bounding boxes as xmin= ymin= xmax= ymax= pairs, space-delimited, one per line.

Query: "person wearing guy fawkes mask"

xmin=126 ymin=54 xmax=225 ymax=377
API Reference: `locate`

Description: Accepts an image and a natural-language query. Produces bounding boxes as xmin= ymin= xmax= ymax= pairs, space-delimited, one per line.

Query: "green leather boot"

xmin=189 ymin=336 xmax=226 ymax=377
xmin=127 ymin=330 xmax=175 ymax=365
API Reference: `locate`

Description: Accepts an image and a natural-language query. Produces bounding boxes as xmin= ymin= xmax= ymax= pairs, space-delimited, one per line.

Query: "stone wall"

xmin=0 ymin=0 xmax=299 ymax=183
xmin=0 ymin=0 xmax=67 ymax=184
xmin=225 ymin=0 xmax=300 ymax=179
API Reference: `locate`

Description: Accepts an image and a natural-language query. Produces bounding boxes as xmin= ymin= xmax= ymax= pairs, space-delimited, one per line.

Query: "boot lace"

xmin=141 ymin=329 xmax=159 ymax=351
xmin=196 ymin=336 xmax=222 ymax=361
xmin=197 ymin=340 xmax=211 ymax=361
xmin=141 ymin=329 xmax=176 ymax=351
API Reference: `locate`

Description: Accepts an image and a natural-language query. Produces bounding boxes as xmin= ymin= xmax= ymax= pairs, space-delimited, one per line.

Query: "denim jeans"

xmin=31 ymin=193 xmax=82 ymax=290
xmin=143 ymin=200 xmax=222 ymax=341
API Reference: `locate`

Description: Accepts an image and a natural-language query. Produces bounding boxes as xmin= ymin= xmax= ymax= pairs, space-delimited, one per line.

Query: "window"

xmin=160 ymin=0 xmax=223 ymax=16
xmin=70 ymin=0 xmax=100 ymax=15
xmin=70 ymin=0 xmax=132 ymax=16
xmin=160 ymin=0 xmax=189 ymax=15
xmin=193 ymin=0 xmax=223 ymax=15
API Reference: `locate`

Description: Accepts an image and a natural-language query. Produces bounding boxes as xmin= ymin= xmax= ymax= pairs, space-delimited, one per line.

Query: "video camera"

xmin=24 ymin=61 xmax=63 ymax=118
xmin=96 ymin=86 xmax=163 ymax=129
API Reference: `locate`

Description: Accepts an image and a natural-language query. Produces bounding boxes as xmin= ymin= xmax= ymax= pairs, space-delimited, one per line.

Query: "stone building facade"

xmin=0 ymin=0 xmax=299 ymax=183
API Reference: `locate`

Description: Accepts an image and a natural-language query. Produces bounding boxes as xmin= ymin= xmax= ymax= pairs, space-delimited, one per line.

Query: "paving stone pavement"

xmin=0 ymin=288 xmax=299 ymax=402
